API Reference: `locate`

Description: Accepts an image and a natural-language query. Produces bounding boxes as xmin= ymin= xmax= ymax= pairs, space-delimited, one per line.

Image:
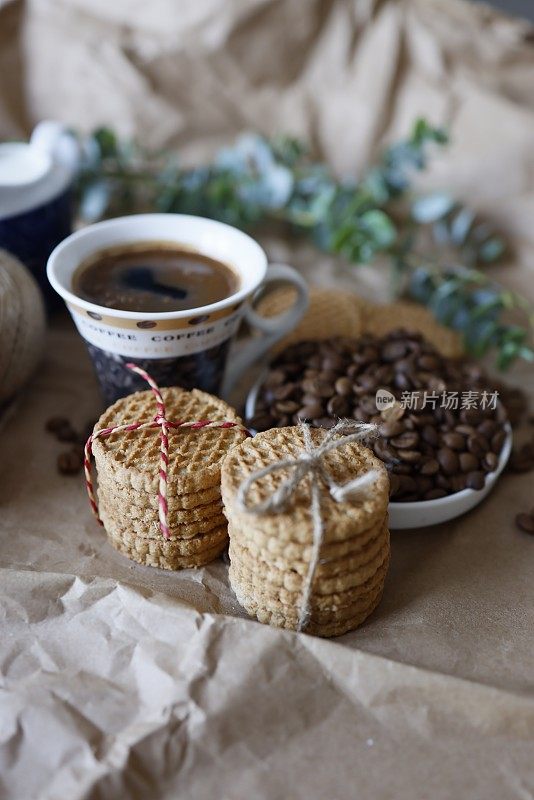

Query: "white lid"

xmin=0 ymin=122 xmax=79 ymax=221
xmin=0 ymin=142 xmax=52 ymax=186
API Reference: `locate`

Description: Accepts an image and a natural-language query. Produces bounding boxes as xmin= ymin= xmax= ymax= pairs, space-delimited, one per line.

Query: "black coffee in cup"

xmin=72 ymin=241 xmax=240 ymax=313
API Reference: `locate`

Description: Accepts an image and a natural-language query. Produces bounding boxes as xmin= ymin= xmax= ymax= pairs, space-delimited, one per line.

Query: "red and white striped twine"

xmin=84 ymin=363 xmax=250 ymax=539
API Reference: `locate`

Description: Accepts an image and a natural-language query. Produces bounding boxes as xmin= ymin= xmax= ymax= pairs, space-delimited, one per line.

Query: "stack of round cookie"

xmin=92 ymin=386 xmax=248 ymax=570
xmin=221 ymin=426 xmax=390 ymax=637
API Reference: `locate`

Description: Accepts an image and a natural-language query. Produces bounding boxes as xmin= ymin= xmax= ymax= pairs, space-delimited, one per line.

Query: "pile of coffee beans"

xmin=248 ymin=330 xmax=511 ymax=503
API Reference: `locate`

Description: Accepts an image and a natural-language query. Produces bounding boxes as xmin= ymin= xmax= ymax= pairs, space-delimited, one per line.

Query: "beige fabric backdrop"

xmin=1 ymin=1 xmax=534 ymax=798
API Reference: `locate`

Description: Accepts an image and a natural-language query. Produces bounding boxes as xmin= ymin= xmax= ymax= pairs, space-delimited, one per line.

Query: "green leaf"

xmin=411 ymin=193 xmax=455 ymax=223
xmin=478 ymin=237 xmax=505 ymax=262
xmin=93 ymin=127 xmax=117 ymax=158
xmin=359 ymin=209 xmax=396 ymax=247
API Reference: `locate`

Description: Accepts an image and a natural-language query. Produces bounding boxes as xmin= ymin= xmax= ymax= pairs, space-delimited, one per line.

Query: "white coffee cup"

xmin=47 ymin=213 xmax=308 ymax=403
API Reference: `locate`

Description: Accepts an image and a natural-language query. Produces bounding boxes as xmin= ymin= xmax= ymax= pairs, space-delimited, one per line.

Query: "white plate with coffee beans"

xmin=245 ymin=332 xmax=514 ymax=530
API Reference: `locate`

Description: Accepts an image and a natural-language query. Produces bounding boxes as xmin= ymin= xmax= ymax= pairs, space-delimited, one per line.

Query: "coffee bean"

xmin=436 ymin=474 xmax=452 ymax=490
xmin=455 ymin=424 xmax=476 ymax=436
xmin=417 ymin=355 xmax=439 ymax=371
xmin=389 ymin=474 xmax=401 ymax=496
xmin=422 ymin=425 xmax=439 ymax=446
xmin=306 ymin=354 xmax=321 ymax=369
xmin=398 ymin=475 xmax=418 ymax=494
xmin=356 ymin=375 xmax=377 ymax=392
xmin=461 ymin=408 xmax=482 ymax=425
xmin=335 ymin=377 xmax=352 ymax=396
xmin=249 ymin=412 xmax=275 ymax=430
xmin=424 ymin=488 xmax=448 ymax=500
xmin=312 ymin=417 xmax=336 ymax=429
xmin=420 ymin=458 xmax=439 ymax=476
xmin=450 ymin=474 xmax=468 ymax=492
xmin=57 ymin=449 xmax=83 ymax=475
xmin=361 ymin=396 xmax=379 ymax=415
xmin=380 ymin=402 xmax=405 ymax=423
xmin=271 ymin=383 xmax=297 ymax=401
xmin=46 ymin=416 xmax=70 ymax=434
xmin=437 ymin=447 xmax=460 ymax=475
xmin=274 ymin=400 xmax=299 ymax=415
xmin=264 ymin=369 xmax=286 ymax=387
xmin=391 ymin=432 xmax=419 ymax=449
xmin=441 ymin=431 xmax=465 ymax=451
xmin=322 ymin=354 xmax=346 ymax=372
xmin=394 ymin=372 xmax=412 ymax=391
xmin=459 ymin=452 xmax=479 ymax=473
xmin=397 ymin=449 xmax=422 ymax=463
xmin=382 ymin=341 xmax=407 ymax=361
xmin=466 ymin=471 xmax=485 ymax=490
xmin=326 ymin=396 xmax=351 ymax=416
xmin=296 ymin=402 xmax=324 ymax=420
xmin=415 ymin=476 xmax=433 ymax=494
xmin=380 ymin=420 xmax=404 ymax=438
xmin=467 ymin=435 xmax=489 ymax=457
xmin=319 ymin=369 xmax=339 ymax=383
xmin=283 ymin=362 xmax=303 ymax=376
xmin=392 ymin=463 xmax=413 ymax=475
xmin=482 ymin=452 xmax=499 ymax=472
xmin=374 ymin=440 xmax=400 ymax=463
xmin=491 ymin=430 xmax=506 ymax=454
xmin=301 ymin=378 xmax=333 ymax=397
xmin=515 ymin=513 xmax=534 ymax=534
xmin=477 ymin=419 xmax=497 ymax=438
xmin=411 ymin=414 xmax=436 ymax=428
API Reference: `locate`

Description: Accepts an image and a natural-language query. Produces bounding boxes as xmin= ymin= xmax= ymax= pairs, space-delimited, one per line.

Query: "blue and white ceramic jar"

xmin=0 ymin=121 xmax=80 ymax=306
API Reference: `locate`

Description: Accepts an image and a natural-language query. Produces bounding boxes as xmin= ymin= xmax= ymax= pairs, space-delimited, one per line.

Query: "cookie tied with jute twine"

xmin=87 ymin=364 xmax=249 ymax=570
xmin=221 ymin=421 xmax=390 ymax=637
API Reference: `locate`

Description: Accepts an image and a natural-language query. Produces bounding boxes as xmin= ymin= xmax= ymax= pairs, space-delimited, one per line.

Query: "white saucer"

xmin=245 ymin=375 xmax=513 ymax=530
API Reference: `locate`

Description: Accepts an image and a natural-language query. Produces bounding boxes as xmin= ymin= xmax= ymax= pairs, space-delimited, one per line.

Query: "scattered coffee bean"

xmin=515 ymin=513 xmax=534 ymax=534
xmin=508 ymin=435 xmax=534 ymax=474
xmin=57 ymin=448 xmax=83 ymax=475
xmin=46 ymin=416 xmax=70 ymax=434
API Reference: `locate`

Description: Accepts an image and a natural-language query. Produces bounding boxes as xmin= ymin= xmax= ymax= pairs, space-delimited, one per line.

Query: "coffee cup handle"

xmin=221 ymin=263 xmax=308 ymax=399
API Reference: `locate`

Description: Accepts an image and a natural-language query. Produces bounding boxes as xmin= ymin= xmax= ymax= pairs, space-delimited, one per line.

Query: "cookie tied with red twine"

xmin=85 ymin=364 xmax=250 ymax=570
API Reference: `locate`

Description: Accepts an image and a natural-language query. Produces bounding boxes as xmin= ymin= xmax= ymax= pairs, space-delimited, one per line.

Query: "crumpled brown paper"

xmin=1 ymin=1 xmax=534 ymax=798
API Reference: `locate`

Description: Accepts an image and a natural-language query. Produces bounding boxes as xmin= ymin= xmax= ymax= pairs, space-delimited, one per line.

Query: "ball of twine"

xmin=0 ymin=249 xmax=46 ymax=404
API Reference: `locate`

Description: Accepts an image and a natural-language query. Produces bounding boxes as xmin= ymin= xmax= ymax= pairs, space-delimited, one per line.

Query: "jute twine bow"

xmin=84 ymin=363 xmax=250 ymax=539
xmin=237 ymin=420 xmax=380 ymax=632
